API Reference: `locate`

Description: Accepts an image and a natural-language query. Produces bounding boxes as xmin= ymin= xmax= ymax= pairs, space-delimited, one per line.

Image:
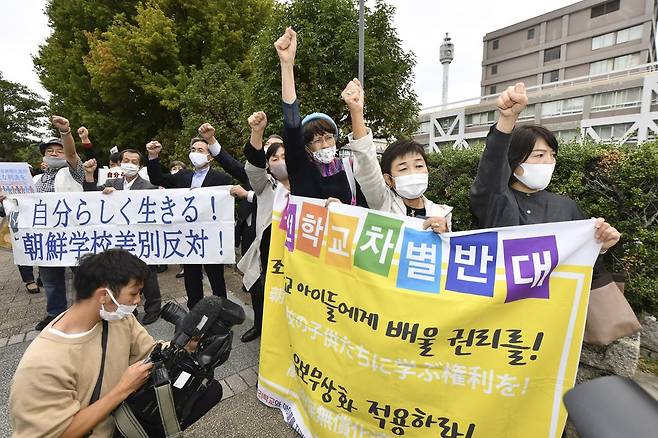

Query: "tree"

xmin=178 ymin=62 xmax=249 ymax=160
xmin=247 ymin=0 xmax=420 ymax=142
xmin=0 ymin=73 xmax=48 ymax=165
xmin=35 ymin=0 xmax=273 ymax=160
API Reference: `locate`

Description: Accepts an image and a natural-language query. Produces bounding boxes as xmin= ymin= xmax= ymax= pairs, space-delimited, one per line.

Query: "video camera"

xmin=114 ymin=296 xmax=245 ymax=437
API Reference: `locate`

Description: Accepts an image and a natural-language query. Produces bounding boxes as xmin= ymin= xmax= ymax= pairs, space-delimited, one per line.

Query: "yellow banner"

xmin=258 ymin=191 xmax=600 ymax=438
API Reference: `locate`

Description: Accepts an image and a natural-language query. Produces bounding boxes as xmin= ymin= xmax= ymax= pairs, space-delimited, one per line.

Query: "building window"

xmin=557 ymin=130 xmax=580 ymax=142
xmin=527 ymin=28 xmax=535 ymax=40
xmin=489 ymin=85 xmax=497 ymax=94
xmin=542 ymin=70 xmax=559 ymax=84
xmin=491 ymin=64 xmax=498 ymax=75
xmin=592 ymin=123 xmax=635 ymax=142
xmin=592 ymin=32 xmax=616 ymax=50
xmin=614 ymin=53 xmax=642 ymax=69
xmin=616 ymin=25 xmax=643 ymax=44
xmin=592 ymin=88 xmax=642 ymax=111
xmin=540 ymin=97 xmax=584 ymax=118
xmin=544 ymin=46 xmax=561 ymax=62
xmin=465 ymin=111 xmax=497 ymax=127
xmin=592 ymin=25 xmax=643 ymax=50
xmin=517 ymin=104 xmax=535 ymax=121
xmin=589 ymin=53 xmax=642 ymax=75
xmin=493 ymin=39 xmax=499 ymax=50
xmin=417 ymin=120 xmax=431 ymax=134
xmin=591 ymin=0 xmax=620 ymax=19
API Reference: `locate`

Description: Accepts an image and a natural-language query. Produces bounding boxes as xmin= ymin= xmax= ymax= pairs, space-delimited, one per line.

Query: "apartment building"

xmin=414 ymin=0 xmax=658 ymax=151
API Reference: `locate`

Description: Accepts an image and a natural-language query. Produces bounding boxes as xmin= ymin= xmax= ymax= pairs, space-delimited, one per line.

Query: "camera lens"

xmin=160 ymin=302 xmax=188 ymax=327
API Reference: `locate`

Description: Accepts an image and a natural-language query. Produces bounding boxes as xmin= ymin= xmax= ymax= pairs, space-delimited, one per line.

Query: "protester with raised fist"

xmin=237 ymin=111 xmax=289 ymax=342
xmin=32 ymin=115 xmax=85 ymax=331
xmin=469 ymin=83 xmax=620 ymax=271
xmin=145 ymin=125 xmax=250 ymax=310
xmin=274 ymin=27 xmax=367 ymax=207
xmin=342 ymin=78 xmax=453 ymax=234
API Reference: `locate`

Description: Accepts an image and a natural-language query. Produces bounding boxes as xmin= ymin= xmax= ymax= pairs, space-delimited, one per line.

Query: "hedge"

xmin=425 ymin=139 xmax=658 ymax=316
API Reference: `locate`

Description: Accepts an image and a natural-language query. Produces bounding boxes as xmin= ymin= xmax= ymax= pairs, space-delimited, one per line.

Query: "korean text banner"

xmin=258 ymin=192 xmax=600 ymax=438
xmin=6 ymin=187 xmax=234 ymax=266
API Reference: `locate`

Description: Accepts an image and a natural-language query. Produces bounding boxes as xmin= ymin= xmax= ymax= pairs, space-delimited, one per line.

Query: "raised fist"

xmin=274 ymin=27 xmax=297 ymax=66
xmin=83 ymin=158 xmax=97 ymax=174
xmin=341 ymin=78 xmax=364 ymax=113
xmin=229 ymin=185 xmax=249 ymax=200
xmin=146 ymin=141 xmax=162 ymax=158
xmin=198 ymin=123 xmax=216 ymax=143
xmin=247 ymin=111 xmax=267 ymax=133
xmin=496 ymin=83 xmax=528 ymax=118
xmin=77 ymin=126 xmax=89 ymax=140
xmin=51 ymin=116 xmax=70 ymax=133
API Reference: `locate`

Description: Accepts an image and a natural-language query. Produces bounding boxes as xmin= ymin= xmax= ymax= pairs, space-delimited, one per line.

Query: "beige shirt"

xmin=10 ymin=314 xmax=155 ymax=438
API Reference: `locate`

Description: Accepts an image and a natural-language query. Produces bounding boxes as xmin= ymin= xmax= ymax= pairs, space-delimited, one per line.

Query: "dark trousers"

xmin=143 ymin=266 xmax=162 ymax=315
xmin=184 ymin=264 xmax=226 ymax=310
xmin=248 ymin=278 xmax=264 ymax=332
xmin=40 ymin=266 xmax=67 ymax=317
xmin=17 ymin=265 xmax=35 ymax=283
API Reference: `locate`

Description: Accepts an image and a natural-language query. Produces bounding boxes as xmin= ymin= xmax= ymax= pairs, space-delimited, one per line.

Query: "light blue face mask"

xmin=99 ymin=288 xmax=137 ymax=321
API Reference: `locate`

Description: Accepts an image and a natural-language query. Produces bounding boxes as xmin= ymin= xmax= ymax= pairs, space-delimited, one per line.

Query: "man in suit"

xmin=146 ymin=123 xmax=250 ymax=310
xmin=82 ymin=149 xmax=162 ymax=325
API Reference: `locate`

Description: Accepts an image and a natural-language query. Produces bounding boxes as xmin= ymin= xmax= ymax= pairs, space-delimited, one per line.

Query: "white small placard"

xmin=173 ymin=371 xmax=192 ymax=389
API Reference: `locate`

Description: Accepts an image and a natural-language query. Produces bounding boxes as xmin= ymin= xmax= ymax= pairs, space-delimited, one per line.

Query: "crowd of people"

xmin=2 ymin=27 xmax=623 ymax=437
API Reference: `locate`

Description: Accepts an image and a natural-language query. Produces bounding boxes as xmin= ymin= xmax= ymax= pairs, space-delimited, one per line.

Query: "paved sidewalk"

xmin=0 ymin=248 xmax=297 ymax=436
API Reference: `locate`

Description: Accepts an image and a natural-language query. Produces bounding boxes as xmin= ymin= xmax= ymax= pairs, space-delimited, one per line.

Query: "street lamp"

xmin=358 ymin=0 xmax=365 ymax=86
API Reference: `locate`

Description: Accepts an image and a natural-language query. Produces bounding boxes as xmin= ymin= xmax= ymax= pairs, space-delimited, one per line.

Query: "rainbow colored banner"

xmin=258 ymin=189 xmax=600 ymax=438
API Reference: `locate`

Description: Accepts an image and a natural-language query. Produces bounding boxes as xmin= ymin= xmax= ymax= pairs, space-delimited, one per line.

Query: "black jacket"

xmin=147 ymin=147 xmax=248 ymax=189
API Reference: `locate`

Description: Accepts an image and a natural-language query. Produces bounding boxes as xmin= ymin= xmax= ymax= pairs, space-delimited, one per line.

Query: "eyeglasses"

xmin=309 ymin=133 xmax=335 ymax=147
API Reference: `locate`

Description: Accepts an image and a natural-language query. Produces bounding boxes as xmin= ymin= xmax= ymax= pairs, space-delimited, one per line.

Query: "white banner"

xmin=6 ymin=187 xmax=235 ymax=266
xmin=0 ymin=162 xmax=35 ymax=195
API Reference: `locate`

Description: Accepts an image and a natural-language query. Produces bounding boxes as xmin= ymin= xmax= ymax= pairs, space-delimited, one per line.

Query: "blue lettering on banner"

xmin=160 ymin=196 xmax=176 ymax=224
xmin=445 ymin=232 xmax=498 ymax=297
xmin=76 ymin=199 xmax=92 ymax=226
xmin=137 ymin=196 xmax=157 ymax=224
xmin=53 ymin=199 xmax=72 ymax=227
xmin=182 ymin=196 xmax=198 ymax=223
xmin=396 ymin=228 xmax=442 ymax=293
xmin=32 ymin=201 xmax=47 ymax=227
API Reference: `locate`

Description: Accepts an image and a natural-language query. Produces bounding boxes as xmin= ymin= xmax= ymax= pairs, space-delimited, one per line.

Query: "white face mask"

xmin=269 ymin=161 xmax=288 ymax=180
xmin=170 ymin=169 xmax=180 ymax=175
xmin=43 ymin=157 xmax=68 ymax=169
xmin=393 ymin=173 xmax=428 ymax=199
xmin=514 ymin=163 xmax=555 ymax=191
xmin=189 ymin=152 xmax=210 ymax=169
xmin=120 ymin=162 xmax=140 ymax=177
xmin=99 ymin=288 xmax=137 ymax=321
xmin=311 ymin=146 xmax=337 ymax=164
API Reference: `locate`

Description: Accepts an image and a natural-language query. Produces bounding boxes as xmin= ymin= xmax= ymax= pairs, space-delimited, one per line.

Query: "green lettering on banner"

xmin=354 ymin=212 xmax=403 ymax=276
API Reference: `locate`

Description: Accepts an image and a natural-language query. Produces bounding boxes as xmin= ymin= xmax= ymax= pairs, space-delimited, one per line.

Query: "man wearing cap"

xmin=33 ymin=116 xmax=86 ymax=331
xmin=146 ymin=122 xmax=250 ymax=310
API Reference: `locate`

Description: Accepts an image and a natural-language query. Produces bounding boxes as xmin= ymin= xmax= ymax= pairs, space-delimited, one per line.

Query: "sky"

xmin=0 ymin=0 xmax=579 ymax=108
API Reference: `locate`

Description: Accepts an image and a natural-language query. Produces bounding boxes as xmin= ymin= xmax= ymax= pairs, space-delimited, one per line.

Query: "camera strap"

xmin=155 ymin=382 xmax=183 ymax=437
xmin=84 ymin=320 xmax=109 ymax=438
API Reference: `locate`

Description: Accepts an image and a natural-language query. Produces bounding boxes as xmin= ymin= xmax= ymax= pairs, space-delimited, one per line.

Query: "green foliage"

xmin=35 ymin=0 xmax=273 ymax=160
xmin=248 ymin=0 xmax=420 ymax=142
xmin=425 ymin=139 xmax=658 ymax=315
xmin=178 ymin=62 xmax=249 ymax=160
xmin=0 ymin=73 xmax=48 ymax=166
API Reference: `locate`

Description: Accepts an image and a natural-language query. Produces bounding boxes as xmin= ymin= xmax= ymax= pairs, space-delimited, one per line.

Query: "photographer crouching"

xmin=9 ymin=249 xmax=231 ymax=437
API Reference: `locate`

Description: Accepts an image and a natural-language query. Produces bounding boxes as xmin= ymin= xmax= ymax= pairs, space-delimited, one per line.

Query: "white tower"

xmin=440 ymin=33 xmax=454 ymax=105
